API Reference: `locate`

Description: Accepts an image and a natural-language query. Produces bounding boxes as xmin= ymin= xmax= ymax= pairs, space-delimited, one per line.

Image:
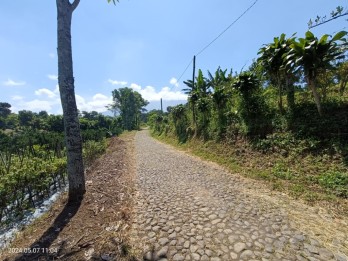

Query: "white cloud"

xmin=47 ymin=74 xmax=58 ymax=80
xmin=130 ymin=83 xmax=141 ymax=91
xmin=24 ymin=100 xmax=55 ymax=111
xmin=9 ymin=87 xmax=60 ymax=113
xmin=130 ymin=83 xmax=187 ymax=102
xmin=107 ymin=79 xmax=186 ymax=101
xmin=35 ymin=88 xmax=57 ymax=98
xmin=170 ymin=77 xmax=179 ymax=88
xmin=3 ymin=79 xmax=26 ymax=86
xmin=11 ymin=99 xmax=58 ymax=113
xmin=158 ymin=86 xmax=187 ymax=101
xmin=108 ymin=79 xmax=128 ymax=86
xmin=75 ymin=93 xmax=112 ymax=113
xmin=11 ymin=95 xmax=24 ymax=101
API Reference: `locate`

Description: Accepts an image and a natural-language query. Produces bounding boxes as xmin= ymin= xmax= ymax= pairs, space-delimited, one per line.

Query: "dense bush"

xmin=83 ymin=139 xmax=107 ymax=167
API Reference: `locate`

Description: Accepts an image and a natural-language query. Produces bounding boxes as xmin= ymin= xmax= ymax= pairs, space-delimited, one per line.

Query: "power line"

xmin=175 ymin=0 xmax=259 ymax=85
xmin=196 ymin=0 xmax=259 ymax=57
xmin=176 ymin=58 xmax=193 ymax=84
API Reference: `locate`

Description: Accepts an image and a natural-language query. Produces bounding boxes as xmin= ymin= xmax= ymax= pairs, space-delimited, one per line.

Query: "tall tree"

xmin=285 ymin=31 xmax=347 ymax=116
xmin=207 ymin=68 xmax=230 ymax=138
xmin=183 ymin=79 xmax=198 ymax=131
xmin=0 ymin=102 xmax=11 ymax=118
xmin=56 ymin=0 xmax=118 ymax=203
xmin=184 ymin=70 xmax=210 ymax=137
xmin=56 ymin=0 xmax=85 ymax=203
xmin=233 ymin=72 xmax=271 ymax=138
xmin=110 ymin=87 xmax=148 ymax=130
xmin=258 ymin=34 xmax=296 ymax=112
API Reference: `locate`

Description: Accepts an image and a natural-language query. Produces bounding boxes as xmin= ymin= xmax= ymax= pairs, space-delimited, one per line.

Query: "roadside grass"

xmin=152 ymin=131 xmax=348 ymax=215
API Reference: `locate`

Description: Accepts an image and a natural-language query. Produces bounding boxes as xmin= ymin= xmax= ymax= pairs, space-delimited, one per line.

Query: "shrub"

xmin=319 ymin=171 xmax=348 ymax=198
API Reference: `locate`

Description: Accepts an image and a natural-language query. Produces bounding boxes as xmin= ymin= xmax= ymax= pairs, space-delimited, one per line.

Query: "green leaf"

xmin=305 ymin=31 xmax=315 ymax=39
xmin=332 ymin=31 xmax=348 ymax=42
xmin=319 ymin=34 xmax=329 ymax=44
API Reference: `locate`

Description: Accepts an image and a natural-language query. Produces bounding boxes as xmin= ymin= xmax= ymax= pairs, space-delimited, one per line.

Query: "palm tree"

xmin=233 ymin=72 xmax=271 ymax=138
xmin=258 ymin=34 xmax=296 ymax=112
xmin=233 ymin=72 xmax=260 ymax=98
xmin=183 ymin=69 xmax=210 ymax=136
xmin=207 ymin=68 xmax=230 ymax=138
xmin=183 ymin=79 xmax=198 ymax=129
xmin=285 ymin=31 xmax=347 ymax=116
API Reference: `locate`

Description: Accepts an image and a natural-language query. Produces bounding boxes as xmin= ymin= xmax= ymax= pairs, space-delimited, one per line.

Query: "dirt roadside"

xmin=1 ymin=132 xmax=138 ymax=261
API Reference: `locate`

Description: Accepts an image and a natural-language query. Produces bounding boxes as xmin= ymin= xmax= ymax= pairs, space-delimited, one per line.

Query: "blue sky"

xmin=0 ymin=0 xmax=346 ymax=114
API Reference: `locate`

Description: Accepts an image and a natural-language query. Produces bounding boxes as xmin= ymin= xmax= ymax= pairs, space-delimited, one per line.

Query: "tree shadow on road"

xmin=10 ymin=199 xmax=82 ymax=261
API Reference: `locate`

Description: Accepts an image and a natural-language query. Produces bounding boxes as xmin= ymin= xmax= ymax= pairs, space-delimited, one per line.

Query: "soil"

xmin=1 ymin=132 xmax=138 ymax=261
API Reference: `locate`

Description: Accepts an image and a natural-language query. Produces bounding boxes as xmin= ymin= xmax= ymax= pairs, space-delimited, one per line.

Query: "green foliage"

xmin=148 ymin=29 xmax=348 ymax=202
xmin=319 ymin=171 xmax=348 ymax=198
xmin=0 ymin=103 xmax=120 ymax=226
xmin=288 ymin=101 xmax=348 ymax=141
xmin=0 ymin=148 xmax=67 ymax=224
xmin=171 ymin=105 xmax=190 ymax=143
xmin=107 ymin=0 xmax=119 ymax=4
xmin=0 ymin=102 xmax=11 ymax=118
xmin=233 ymin=72 xmax=273 ymax=138
xmin=258 ymin=33 xmax=297 ymax=112
xmin=272 ymin=162 xmax=294 ymax=180
xmin=285 ymin=30 xmax=347 ymax=115
xmin=110 ymin=87 xmax=148 ymax=131
xmin=83 ymin=139 xmax=107 ymax=167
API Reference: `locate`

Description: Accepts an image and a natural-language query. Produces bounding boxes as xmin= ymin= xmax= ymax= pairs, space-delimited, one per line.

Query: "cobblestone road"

xmin=131 ymin=130 xmax=347 ymax=261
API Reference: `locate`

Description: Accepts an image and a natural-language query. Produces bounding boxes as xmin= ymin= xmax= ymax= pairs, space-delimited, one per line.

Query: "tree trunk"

xmin=276 ymin=75 xmax=283 ymax=114
xmin=56 ymin=0 xmax=85 ymax=203
xmin=308 ymin=77 xmax=322 ymax=116
xmin=285 ymin=77 xmax=295 ymax=112
xmin=192 ymin=103 xmax=197 ymax=137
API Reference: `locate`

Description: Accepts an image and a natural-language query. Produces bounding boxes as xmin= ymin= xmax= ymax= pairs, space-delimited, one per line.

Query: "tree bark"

xmin=285 ymin=76 xmax=295 ymax=112
xmin=276 ymin=74 xmax=283 ymax=114
xmin=56 ymin=0 xmax=85 ymax=203
xmin=308 ymin=77 xmax=322 ymax=116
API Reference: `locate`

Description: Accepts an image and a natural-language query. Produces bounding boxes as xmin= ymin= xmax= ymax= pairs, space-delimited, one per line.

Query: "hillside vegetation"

xmin=148 ymin=30 xmax=348 ymax=212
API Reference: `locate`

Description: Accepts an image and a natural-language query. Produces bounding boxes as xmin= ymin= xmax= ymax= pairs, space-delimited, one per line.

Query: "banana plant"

xmin=183 ymin=69 xmax=209 ymax=135
xmin=207 ymin=67 xmax=231 ymax=138
xmin=258 ymin=33 xmax=296 ymax=112
xmin=285 ymin=30 xmax=347 ymax=116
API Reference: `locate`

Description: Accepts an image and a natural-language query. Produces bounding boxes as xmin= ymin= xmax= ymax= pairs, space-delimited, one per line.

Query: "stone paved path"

xmin=131 ymin=130 xmax=347 ymax=261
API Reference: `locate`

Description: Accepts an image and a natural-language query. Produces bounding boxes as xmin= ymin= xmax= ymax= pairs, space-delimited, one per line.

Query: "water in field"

xmin=0 ymin=186 xmax=67 ymax=250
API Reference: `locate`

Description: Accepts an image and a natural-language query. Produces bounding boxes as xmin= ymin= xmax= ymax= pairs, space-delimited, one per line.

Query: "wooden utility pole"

xmin=192 ymin=55 xmax=196 ymax=89
xmin=192 ymin=55 xmax=197 ymax=136
xmin=160 ymin=98 xmax=163 ymax=113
